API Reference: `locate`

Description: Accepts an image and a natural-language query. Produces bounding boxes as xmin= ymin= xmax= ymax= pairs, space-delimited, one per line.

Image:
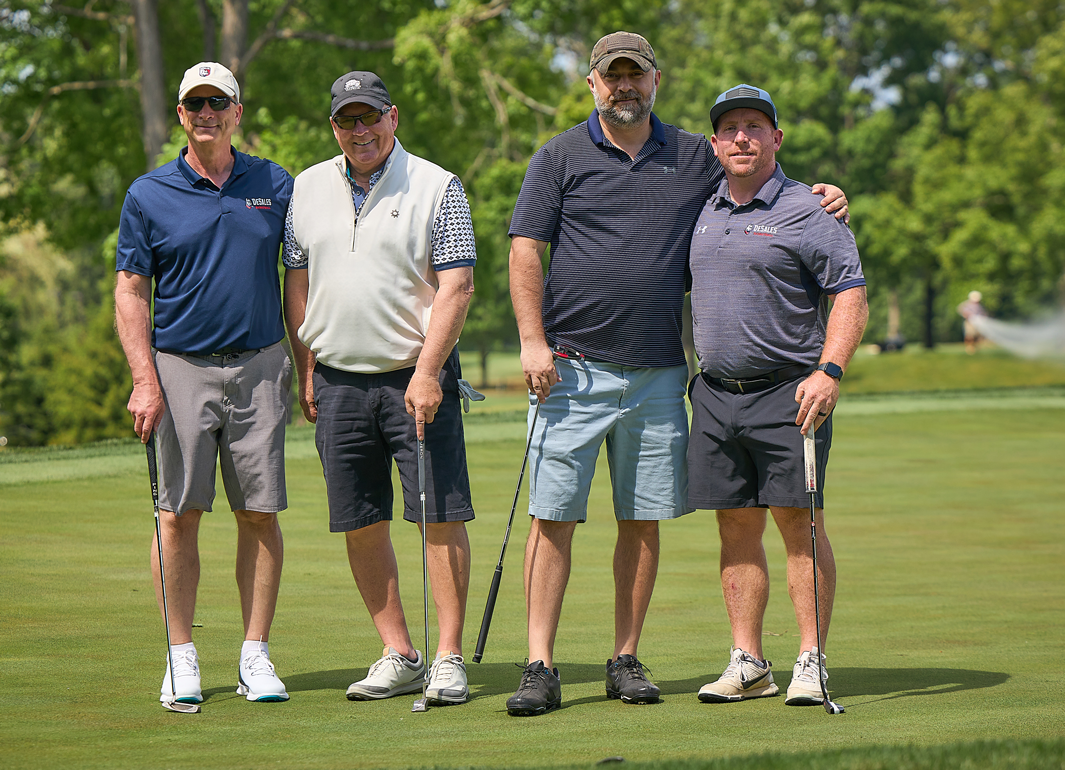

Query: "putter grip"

xmin=803 ymin=434 xmax=817 ymax=494
xmin=473 ymin=565 xmax=504 ymax=663
xmin=146 ymin=433 xmax=159 ymax=491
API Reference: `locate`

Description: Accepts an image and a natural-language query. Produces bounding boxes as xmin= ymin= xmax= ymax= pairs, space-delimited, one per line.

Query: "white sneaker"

xmin=698 ymin=648 xmax=778 ymax=702
xmin=160 ymin=647 xmax=202 ymax=704
xmin=346 ymin=647 xmax=425 ymax=700
xmin=785 ymin=647 xmax=829 ymax=706
xmin=426 ymin=651 xmax=469 ymax=705
xmin=236 ymin=642 xmax=289 ymax=702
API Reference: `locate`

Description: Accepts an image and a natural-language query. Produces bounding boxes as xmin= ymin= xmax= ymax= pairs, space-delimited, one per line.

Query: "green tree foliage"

xmin=3 ymin=0 xmax=1065 ymax=444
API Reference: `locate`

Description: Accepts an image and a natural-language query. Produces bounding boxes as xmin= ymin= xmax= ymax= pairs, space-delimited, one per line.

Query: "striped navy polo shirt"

xmin=509 ymin=112 xmax=723 ymax=367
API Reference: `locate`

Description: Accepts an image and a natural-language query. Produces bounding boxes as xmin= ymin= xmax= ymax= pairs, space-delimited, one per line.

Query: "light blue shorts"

xmin=526 ymin=358 xmax=691 ymax=523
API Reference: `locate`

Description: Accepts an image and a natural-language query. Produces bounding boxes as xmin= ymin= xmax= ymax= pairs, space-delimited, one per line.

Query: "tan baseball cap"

xmin=589 ymin=31 xmax=656 ymax=74
xmin=178 ymin=62 xmax=240 ymax=103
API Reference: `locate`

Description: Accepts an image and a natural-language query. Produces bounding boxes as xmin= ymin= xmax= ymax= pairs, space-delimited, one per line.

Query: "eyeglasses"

xmin=180 ymin=96 xmax=233 ymax=112
xmin=332 ymin=108 xmax=389 ymax=130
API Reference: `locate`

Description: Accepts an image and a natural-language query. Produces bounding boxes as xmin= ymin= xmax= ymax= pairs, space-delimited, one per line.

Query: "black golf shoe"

xmin=606 ymin=654 xmax=661 ymax=704
xmin=506 ymin=660 xmax=561 ymax=716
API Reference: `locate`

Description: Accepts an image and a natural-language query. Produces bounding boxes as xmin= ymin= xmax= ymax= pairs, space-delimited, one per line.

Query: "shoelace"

xmin=242 ymin=648 xmax=277 ymax=678
xmin=796 ymin=651 xmax=827 ymax=682
xmin=616 ymin=657 xmax=653 ymax=681
xmin=514 ymin=661 xmax=553 ymax=693
xmin=369 ymin=651 xmax=414 ymax=678
xmin=429 ymin=654 xmax=462 ymax=683
xmin=171 ymin=649 xmax=199 ymax=678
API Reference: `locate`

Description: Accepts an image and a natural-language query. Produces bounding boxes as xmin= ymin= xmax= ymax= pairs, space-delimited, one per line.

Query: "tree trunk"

xmin=923 ymin=276 xmax=936 ymax=349
xmin=130 ymin=0 xmax=168 ymax=171
xmin=195 ymin=0 xmax=218 ymax=62
xmin=221 ymin=0 xmax=249 ymax=82
xmin=480 ymin=349 xmax=490 ymax=389
xmin=887 ymin=289 xmax=901 ymax=339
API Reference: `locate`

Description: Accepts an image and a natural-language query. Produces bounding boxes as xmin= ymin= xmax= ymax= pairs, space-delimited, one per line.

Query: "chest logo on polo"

xmin=246 ymin=198 xmax=273 ymax=210
xmin=744 ymin=224 xmax=777 ymax=237
xmin=391 ymin=209 xmax=399 ymax=218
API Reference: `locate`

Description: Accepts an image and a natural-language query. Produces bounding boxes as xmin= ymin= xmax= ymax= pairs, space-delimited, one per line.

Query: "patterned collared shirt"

xmin=282 ymin=154 xmax=476 ymax=270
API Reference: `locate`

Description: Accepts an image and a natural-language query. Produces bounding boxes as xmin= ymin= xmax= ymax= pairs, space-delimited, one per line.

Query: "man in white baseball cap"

xmin=178 ymin=61 xmax=240 ymax=103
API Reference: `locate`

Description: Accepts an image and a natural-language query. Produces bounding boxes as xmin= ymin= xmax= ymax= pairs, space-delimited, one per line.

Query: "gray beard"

xmin=594 ymin=85 xmax=656 ymax=128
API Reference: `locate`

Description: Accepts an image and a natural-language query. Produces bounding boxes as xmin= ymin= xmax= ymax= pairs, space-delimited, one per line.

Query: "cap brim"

xmin=331 ymin=95 xmax=389 ymax=117
xmin=593 ymin=52 xmax=654 ymax=74
xmin=711 ymin=98 xmax=777 ymax=128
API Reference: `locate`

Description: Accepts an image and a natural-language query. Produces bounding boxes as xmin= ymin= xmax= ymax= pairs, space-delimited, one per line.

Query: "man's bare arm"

xmin=115 ymin=270 xmax=165 ymax=443
xmin=509 ymin=236 xmax=557 ymax=402
xmin=282 ymin=268 xmax=318 ymax=424
xmin=794 ymin=285 xmax=869 ymax=434
xmin=405 ymin=265 xmax=475 ymax=440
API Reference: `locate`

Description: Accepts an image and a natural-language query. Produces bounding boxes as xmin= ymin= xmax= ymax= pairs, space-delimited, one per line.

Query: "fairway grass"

xmin=1 ymin=391 xmax=1063 ymax=769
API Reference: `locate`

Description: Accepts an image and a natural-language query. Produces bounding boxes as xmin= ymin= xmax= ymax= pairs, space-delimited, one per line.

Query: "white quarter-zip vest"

xmin=291 ymin=139 xmax=454 ymax=372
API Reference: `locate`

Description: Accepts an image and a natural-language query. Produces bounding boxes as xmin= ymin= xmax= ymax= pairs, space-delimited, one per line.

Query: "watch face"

xmin=820 ymin=362 xmax=843 ymax=380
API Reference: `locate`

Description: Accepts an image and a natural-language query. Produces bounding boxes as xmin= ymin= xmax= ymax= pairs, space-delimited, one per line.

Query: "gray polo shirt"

xmin=690 ymin=164 xmax=865 ymax=379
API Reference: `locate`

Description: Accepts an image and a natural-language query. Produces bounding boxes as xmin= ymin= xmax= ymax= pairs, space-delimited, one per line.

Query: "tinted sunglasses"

xmin=180 ymin=95 xmax=233 ymax=112
xmin=332 ymin=108 xmax=389 ymax=130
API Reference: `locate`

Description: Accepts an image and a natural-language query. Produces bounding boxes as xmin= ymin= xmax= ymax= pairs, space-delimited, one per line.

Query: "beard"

xmin=594 ymin=82 xmax=656 ymax=129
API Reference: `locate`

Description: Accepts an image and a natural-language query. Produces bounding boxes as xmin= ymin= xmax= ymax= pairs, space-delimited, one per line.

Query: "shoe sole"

xmin=346 ymin=680 xmax=425 ymax=701
xmin=606 ymin=688 xmax=660 ymax=704
xmin=785 ymin=693 xmax=825 ymax=706
xmin=698 ymin=684 xmax=780 ymax=703
xmin=426 ymin=688 xmax=470 ymax=706
xmin=507 ymin=699 xmax=561 ymax=717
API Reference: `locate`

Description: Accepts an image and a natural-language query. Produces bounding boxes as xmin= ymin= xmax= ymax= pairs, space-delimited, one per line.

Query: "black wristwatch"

xmin=816 ymin=362 xmax=844 ymax=381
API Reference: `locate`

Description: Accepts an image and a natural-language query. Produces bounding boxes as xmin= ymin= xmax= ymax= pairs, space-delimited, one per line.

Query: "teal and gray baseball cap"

xmin=710 ymin=84 xmax=777 ymax=130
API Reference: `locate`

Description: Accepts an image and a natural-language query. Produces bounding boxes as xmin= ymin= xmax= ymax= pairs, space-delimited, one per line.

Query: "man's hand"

xmin=127 ymin=380 xmax=166 ymax=443
xmin=794 ymin=370 xmax=839 ymax=435
xmin=405 ymin=370 xmax=444 ymax=441
xmin=298 ymin=377 xmax=317 ymax=424
xmin=811 ymin=183 xmax=849 ymax=225
xmin=521 ymin=340 xmax=559 ymax=403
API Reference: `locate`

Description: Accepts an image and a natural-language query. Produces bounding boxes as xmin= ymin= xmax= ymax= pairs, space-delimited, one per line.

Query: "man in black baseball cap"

xmin=283 ymin=70 xmax=479 ymax=709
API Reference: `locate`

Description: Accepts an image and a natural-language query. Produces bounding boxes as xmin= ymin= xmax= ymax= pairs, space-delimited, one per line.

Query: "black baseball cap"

xmin=330 ymin=71 xmax=391 ymax=117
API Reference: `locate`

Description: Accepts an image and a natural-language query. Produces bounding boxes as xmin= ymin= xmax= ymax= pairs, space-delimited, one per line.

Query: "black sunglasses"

xmin=332 ymin=108 xmax=389 ymax=130
xmin=180 ymin=95 xmax=233 ymax=112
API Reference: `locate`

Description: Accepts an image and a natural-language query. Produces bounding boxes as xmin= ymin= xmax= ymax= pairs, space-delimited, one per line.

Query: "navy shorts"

xmin=311 ymin=348 xmax=475 ymax=532
xmin=687 ymin=373 xmax=831 ymax=510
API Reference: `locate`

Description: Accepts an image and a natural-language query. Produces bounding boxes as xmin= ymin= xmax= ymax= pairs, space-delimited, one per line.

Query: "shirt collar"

xmin=711 ymin=163 xmax=786 ymax=208
xmin=177 ymin=146 xmax=244 ymax=187
xmin=341 ymin=142 xmax=398 ymax=190
xmin=587 ymin=111 xmax=666 ymax=148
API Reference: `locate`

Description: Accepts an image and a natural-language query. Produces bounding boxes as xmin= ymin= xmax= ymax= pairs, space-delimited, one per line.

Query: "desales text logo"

xmin=744 ymin=224 xmax=777 ymax=237
xmin=246 ymin=198 xmax=272 ymax=210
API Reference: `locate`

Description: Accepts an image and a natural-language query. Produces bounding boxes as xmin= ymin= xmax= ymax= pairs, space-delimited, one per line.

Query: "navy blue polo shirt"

xmin=690 ymin=165 xmax=866 ymax=378
xmin=116 ymin=148 xmax=292 ymax=354
xmin=509 ymin=112 xmax=723 ymax=367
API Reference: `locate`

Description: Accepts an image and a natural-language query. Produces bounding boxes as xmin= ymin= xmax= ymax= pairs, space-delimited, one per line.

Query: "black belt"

xmin=702 ymin=364 xmax=815 ymax=394
xmin=159 ymin=347 xmax=262 ymax=361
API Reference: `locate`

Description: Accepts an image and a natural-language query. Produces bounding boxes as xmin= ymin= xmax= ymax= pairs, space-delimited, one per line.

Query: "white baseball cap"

xmin=178 ymin=62 xmax=240 ymax=103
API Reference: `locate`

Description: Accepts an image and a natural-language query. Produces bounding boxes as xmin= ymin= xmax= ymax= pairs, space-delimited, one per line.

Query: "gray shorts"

xmin=153 ymin=344 xmax=292 ymax=515
xmin=687 ymin=373 xmax=831 ymax=510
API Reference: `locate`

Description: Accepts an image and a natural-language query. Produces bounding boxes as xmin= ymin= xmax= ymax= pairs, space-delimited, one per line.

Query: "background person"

xmin=283 ymin=71 xmax=477 ymax=706
xmin=687 ymin=84 xmax=868 ymax=706
xmin=957 ymin=290 xmax=988 ymax=354
xmin=506 ymin=32 xmax=850 ymax=717
xmin=114 ymin=61 xmax=293 ymax=706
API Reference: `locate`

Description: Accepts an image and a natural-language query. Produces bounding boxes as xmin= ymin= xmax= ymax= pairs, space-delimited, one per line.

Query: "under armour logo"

xmin=694 ymin=225 xmax=708 ymax=235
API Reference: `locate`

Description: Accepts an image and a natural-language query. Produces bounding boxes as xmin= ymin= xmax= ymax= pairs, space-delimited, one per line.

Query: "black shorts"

xmin=687 ymin=373 xmax=831 ymax=510
xmin=312 ymin=348 xmax=475 ymax=532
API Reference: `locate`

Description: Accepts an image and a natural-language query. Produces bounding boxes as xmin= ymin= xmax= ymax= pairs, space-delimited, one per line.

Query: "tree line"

xmin=2 ymin=0 xmax=1063 ymax=446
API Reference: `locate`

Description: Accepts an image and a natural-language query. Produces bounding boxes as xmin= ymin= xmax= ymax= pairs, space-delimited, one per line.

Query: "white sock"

xmin=170 ymin=642 xmax=196 ymax=657
xmin=242 ymin=639 xmax=268 ymax=658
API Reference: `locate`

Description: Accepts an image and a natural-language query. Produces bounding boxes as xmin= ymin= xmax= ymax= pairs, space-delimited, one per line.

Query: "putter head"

xmin=823 ymin=699 xmax=845 ymax=714
xmin=411 ymin=697 xmax=429 ymax=713
xmin=162 ymin=699 xmax=201 ymax=714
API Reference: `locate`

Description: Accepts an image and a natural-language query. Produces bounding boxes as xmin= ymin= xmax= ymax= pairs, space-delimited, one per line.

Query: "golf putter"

xmin=412 ymin=438 xmax=431 ymax=713
xmin=147 ymin=435 xmax=200 ymax=714
xmin=803 ymin=433 xmax=845 ymax=715
xmin=473 ymin=401 xmax=541 ymax=663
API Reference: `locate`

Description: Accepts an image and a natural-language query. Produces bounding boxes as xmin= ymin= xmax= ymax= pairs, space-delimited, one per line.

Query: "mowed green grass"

xmin=2 ymin=391 xmax=1064 ymax=769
